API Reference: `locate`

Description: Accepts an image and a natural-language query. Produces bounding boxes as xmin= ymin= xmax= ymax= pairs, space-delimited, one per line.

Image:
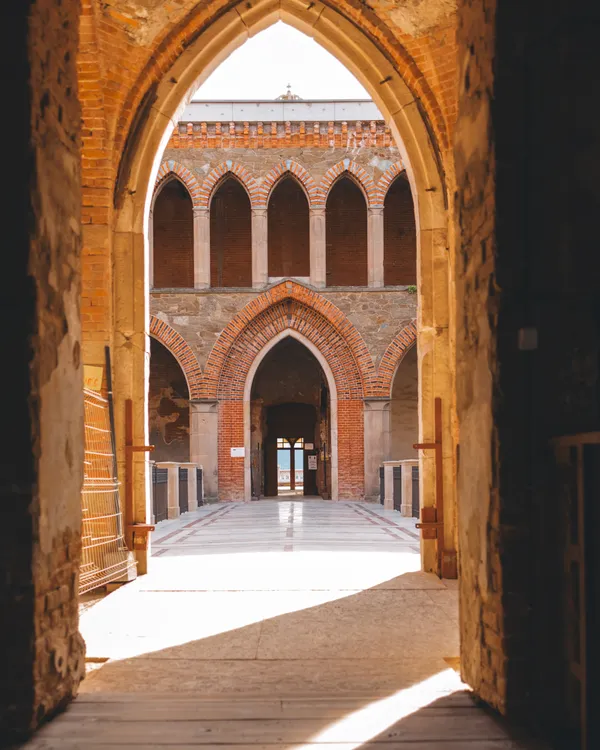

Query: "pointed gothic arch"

xmin=149 ymin=315 xmax=203 ymax=399
xmin=259 ymin=160 xmax=321 ymax=207
xmin=376 ymin=161 xmax=407 ymax=203
xmin=199 ymin=161 xmax=261 ymax=209
xmin=376 ymin=320 xmax=418 ymax=398
xmin=154 ymin=160 xmax=202 ymax=206
xmin=319 ymin=159 xmax=380 ymax=208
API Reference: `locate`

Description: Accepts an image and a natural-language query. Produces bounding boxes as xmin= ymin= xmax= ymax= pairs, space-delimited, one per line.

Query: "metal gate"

xmin=379 ymin=466 xmax=384 ymax=504
xmin=412 ymin=465 xmax=420 ymax=518
xmin=152 ymin=465 xmax=168 ymax=522
xmin=393 ymin=466 xmax=402 ymax=512
xmin=179 ymin=467 xmax=188 ymax=514
xmin=80 ymin=387 xmax=134 ymax=594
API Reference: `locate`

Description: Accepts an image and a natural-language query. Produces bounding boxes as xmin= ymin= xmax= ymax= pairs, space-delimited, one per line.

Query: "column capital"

xmin=193 ymin=205 xmax=209 ymax=217
xmin=309 ymin=206 xmax=326 ymax=215
xmin=251 ymin=206 xmax=268 ymax=216
xmin=368 ymin=205 xmax=384 ymax=215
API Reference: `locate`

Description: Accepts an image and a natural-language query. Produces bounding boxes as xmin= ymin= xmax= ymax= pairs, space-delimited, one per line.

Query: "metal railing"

xmin=152 ymin=465 xmax=168 ymax=523
xmin=80 ymin=388 xmax=133 ymax=594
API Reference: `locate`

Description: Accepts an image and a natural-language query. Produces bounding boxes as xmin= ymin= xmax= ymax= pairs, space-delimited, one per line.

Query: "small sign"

xmin=308 ymin=455 xmax=317 ymax=471
xmin=305 ymin=443 xmax=314 ymax=450
xmin=83 ymin=365 xmax=103 ymax=392
xmin=230 ymin=447 xmax=245 ymax=458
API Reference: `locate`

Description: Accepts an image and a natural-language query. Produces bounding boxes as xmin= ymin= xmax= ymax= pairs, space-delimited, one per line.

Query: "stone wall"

xmin=2 ymin=0 xmax=84 ymax=739
xmin=150 ymin=288 xmax=417 ymax=374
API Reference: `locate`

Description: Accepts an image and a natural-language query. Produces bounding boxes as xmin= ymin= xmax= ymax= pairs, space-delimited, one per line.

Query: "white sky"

xmin=193 ymin=22 xmax=370 ymax=100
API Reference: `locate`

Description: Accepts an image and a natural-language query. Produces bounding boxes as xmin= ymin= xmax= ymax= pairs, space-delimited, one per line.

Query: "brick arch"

xmin=154 ymin=160 xmax=202 ymax=206
xmin=200 ymin=281 xmax=375 ymax=401
xmin=319 ymin=159 xmax=380 ymax=208
xmin=150 ymin=316 xmax=203 ymax=399
xmin=198 ymin=161 xmax=261 ymax=209
xmin=376 ymin=161 xmax=407 ymax=204
xmin=376 ymin=320 xmax=417 ymax=398
xmin=259 ymin=161 xmax=321 ymax=208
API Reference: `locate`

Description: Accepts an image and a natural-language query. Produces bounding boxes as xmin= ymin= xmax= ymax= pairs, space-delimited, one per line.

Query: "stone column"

xmin=252 ymin=208 xmax=268 ymax=288
xmin=368 ymin=207 xmax=384 ymax=288
xmin=181 ymin=463 xmax=198 ymax=511
xmin=191 ymin=400 xmax=219 ymax=500
xmin=383 ymin=462 xmax=395 ymax=510
xmin=309 ymin=207 xmax=326 ymax=288
xmin=155 ymin=462 xmax=180 ymax=519
xmin=401 ymin=460 xmax=419 ymax=517
xmin=363 ymin=399 xmax=390 ymax=501
xmin=148 ymin=208 xmax=154 ymax=288
xmin=193 ymin=206 xmax=210 ymax=289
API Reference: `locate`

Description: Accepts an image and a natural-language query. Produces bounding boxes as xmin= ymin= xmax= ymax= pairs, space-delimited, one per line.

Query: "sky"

xmin=193 ymin=22 xmax=370 ymax=100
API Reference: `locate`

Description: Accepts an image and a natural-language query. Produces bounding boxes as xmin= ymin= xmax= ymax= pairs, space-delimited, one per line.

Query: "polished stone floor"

xmin=21 ymin=501 xmax=545 ymax=748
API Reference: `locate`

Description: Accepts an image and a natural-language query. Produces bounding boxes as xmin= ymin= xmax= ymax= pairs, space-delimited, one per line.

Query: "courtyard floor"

xmin=21 ymin=501 xmax=545 ymax=748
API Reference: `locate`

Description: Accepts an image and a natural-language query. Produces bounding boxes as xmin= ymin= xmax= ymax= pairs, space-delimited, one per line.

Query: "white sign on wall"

xmin=308 ymin=455 xmax=318 ymax=471
xmin=230 ymin=447 xmax=245 ymax=458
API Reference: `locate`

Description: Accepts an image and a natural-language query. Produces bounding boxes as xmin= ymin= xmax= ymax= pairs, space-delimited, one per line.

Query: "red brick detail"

xmin=149 ymin=315 xmax=203 ymax=399
xmin=155 ymin=160 xmax=202 ymax=206
xmin=200 ymin=281 xmax=375 ymax=401
xmin=198 ymin=161 xmax=261 ymax=209
xmin=376 ymin=161 xmax=406 ymax=204
xmin=376 ymin=320 xmax=417 ymax=397
xmin=319 ymin=159 xmax=379 ymax=208
xmin=258 ymin=160 xmax=321 ymax=208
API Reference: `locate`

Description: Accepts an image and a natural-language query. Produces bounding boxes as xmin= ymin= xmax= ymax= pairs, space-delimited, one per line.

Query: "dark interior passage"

xmin=268 ymin=176 xmax=310 ymax=278
xmin=149 ymin=338 xmax=190 ymax=462
xmin=153 ymin=179 xmax=194 ymax=288
xmin=210 ymin=177 xmax=252 ymax=287
xmin=250 ymin=338 xmax=330 ymax=498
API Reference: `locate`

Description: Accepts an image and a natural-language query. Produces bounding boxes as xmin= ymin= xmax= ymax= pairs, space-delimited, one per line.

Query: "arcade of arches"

xmin=5 ymin=0 xmax=600 ymax=748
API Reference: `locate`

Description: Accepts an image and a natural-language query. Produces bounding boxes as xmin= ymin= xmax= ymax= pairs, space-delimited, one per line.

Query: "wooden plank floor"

xmin=19 ymin=692 xmax=546 ymax=749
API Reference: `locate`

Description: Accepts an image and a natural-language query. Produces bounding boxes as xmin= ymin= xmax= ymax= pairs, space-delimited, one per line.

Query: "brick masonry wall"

xmin=3 ymin=0 xmax=85 ymax=738
xmin=268 ymin=177 xmax=310 ymax=278
xmin=153 ymin=180 xmax=194 ymax=288
xmin=150 ymin=289 xmax=417 ymax=374
xmin=384 ymin=174 xmax=417 ymax=285
xmin=210 ymin=178 xmax=252 ymax=288
xmin=326 ymin=178 xmax=368 ymax=286
xmin=149 ymin=339 xmax=190 ymax=462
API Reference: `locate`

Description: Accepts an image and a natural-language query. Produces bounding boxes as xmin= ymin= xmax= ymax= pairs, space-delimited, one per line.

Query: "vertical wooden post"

xmin=414 ymin=396 xmax=456 ymax=578
xmin=124 ymin=398 xmax=155 ymax=552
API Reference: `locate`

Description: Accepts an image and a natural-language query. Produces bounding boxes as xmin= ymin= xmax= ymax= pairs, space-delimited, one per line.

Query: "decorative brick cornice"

xmin=150 ymin=315 xmax=203 ymax=399
xmin=258 ymin=160 xmax=321 ymax=209
xmin=154 ymin=160 xmax=202 ymax=206
xmin=376 ymin=161 xmax=406 ymax=204
xmin=319 ymin=159 xmax=379 ymax=208
xmin=198 ymin=161 xmax=261 ymax=209
xmin=375 ymin=320 xmax=417 ymax=397
xmin=200 ymin=281 xmax=376 ymax=401
xmin=167 ymin=120 xmax=394 ymax=150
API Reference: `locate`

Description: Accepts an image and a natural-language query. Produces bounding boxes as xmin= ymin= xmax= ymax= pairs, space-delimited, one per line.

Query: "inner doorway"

xmin=250 ymin=338 xmax=330 ymax=499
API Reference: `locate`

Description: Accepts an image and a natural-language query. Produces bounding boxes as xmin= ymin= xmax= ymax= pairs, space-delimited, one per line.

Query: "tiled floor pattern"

xmin=20 ymin=501 xmax=545 ymax=748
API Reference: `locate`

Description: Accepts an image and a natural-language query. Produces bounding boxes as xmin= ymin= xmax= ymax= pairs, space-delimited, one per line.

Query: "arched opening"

xmin=149 ymin=338 xmax=190 ymax=462
xmin=384 ymin=173 xmax=416 ymax=286
xmin=210 ymin=176 xmax=252 ymax=287
xmin=249 ymin=336 xmax=331 ymax=499
xmin=326 ymin=176 xmax=368 ymax=286
xmin=153 ymin=179 xmax=194 ymax=288
xmin=390 ymin=343 xmax=418 ymax=461
xmin=268 ymin=176 xmax=310 ymax=279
